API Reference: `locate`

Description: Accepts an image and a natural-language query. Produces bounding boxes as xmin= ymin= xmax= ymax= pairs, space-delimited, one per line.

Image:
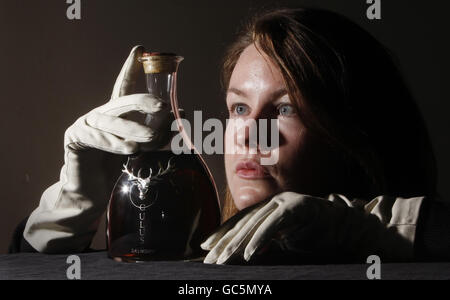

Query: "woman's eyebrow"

xmin=227 ymin=87 xmax=287 ymax=100
xmin=227 ymin=87 xmax=248 ymax=98
xmin=271 ymin=88 xmax=288 ymax=100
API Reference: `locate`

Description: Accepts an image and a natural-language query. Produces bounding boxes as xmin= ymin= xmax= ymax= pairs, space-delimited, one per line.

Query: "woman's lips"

xmin=235 ymin=160 xmax=271 ymax=179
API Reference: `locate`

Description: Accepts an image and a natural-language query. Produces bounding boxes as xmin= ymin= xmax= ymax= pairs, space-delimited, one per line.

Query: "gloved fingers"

xmin=243 ymin=204 xmax=291 ymax=261
xmin=137 ymin=108 xmax=185 ymax=152
xmin=99 ymin=94 xmax=165 ymax=117
xmin=243 ymin=193 xmax=322 ymax=251
xmin=244 ymin=194 xmax=337 ymax=261
xmin=327 ymin=193 xmax=353 ymax=207
xmin=86 ymin=112 xmax=156 ymax=143
xmin=65 ymin=123 xmax=139 ymax=154
xmin=111 ymin=45 xmax=145 ymax=100
xmin=201 ymin=206 xmax=262 ymax=264
xmin=200 ymin=197 xmax=269 ymax=251
xmin=214 ymin=201 xmax=278 ymax=264
xmin=271 ymin=191 xmax=308 ymax=207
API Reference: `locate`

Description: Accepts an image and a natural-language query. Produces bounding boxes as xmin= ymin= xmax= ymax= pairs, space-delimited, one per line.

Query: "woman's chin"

xmin=232 ymin=184 xmax=275 ymax=210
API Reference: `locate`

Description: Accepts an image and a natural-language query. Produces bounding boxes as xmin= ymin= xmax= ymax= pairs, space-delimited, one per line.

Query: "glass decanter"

xmin=107 ymin=52 xmax=220 ymax=262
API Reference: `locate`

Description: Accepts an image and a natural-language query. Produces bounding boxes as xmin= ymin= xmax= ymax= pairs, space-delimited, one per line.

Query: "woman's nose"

xmin=235 ymin=118 xmax=258 ymax=152
xmin=234 ymin=114 xmax=276 ymax=153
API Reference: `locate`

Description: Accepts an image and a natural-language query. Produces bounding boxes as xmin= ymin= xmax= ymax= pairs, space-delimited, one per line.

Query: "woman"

xmin=200 ymin=8 xmax=447 ymax=264
xmin=21 ymin=8 xmax=449 ymax=263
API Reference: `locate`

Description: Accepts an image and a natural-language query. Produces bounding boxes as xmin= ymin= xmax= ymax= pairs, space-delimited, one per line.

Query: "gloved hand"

xmin=24 ymin=46 xmax=174 ymax=253
xmin=201 ymin=192 xmax=416 ymax=264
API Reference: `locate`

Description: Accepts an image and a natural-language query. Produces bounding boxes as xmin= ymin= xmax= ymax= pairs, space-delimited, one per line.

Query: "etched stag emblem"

xmin=122 ymin=158 xmax=176 ymax=200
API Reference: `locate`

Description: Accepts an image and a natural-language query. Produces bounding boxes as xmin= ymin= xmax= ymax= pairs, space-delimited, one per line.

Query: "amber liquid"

xmin=107 ymin=150 xmax=220 ymax=262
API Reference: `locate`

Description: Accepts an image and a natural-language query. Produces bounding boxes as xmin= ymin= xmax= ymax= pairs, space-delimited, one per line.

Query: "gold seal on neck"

xmin=138 ymin=52 xmax=184 ymax=74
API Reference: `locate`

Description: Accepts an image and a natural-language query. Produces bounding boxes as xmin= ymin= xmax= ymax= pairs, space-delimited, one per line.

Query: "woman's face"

xmin=224 ymin=44 xmax=343 ymax=210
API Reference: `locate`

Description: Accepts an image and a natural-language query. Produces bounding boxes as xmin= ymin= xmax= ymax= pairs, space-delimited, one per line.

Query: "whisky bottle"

xmin=107 ymin=52 xmax=220 ymax=262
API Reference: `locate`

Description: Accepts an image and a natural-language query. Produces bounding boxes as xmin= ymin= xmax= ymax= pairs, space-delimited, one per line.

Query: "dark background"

xmin=0 ymin=0 xmax=448 ymax=253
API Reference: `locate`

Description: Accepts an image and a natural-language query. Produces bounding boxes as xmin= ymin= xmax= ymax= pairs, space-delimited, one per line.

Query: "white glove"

xmin=24 ymin=46 xmax=173 ymax=253
xmin=201 ymin=192 xmax=416 ymax=264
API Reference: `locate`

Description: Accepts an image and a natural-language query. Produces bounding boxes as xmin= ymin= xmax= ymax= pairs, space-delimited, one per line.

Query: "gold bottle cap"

xmin=138 ymin=52 xmax=184 ymax=74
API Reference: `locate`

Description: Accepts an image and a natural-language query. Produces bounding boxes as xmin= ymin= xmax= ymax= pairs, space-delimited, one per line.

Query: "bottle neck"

xmin=145 ymin=72 xmax=175 ymax=103
xmin=142 ymin=71 xmax=178 ymax=151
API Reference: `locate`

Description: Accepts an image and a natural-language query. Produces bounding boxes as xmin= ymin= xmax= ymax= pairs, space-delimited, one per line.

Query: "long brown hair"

xmin=221 ymin=8 xmax=437 ymax=221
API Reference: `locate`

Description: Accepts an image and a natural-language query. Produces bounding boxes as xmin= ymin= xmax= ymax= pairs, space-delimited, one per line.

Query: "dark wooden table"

xmin=1 ymin=251 xmax=449 ymax=280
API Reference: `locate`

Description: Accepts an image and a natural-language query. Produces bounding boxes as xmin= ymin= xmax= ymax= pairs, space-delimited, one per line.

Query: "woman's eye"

xmin=278 ymin=104 xmax=296 ymax=117
xmin=231 ymin=104 xmax=250 ymax=116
